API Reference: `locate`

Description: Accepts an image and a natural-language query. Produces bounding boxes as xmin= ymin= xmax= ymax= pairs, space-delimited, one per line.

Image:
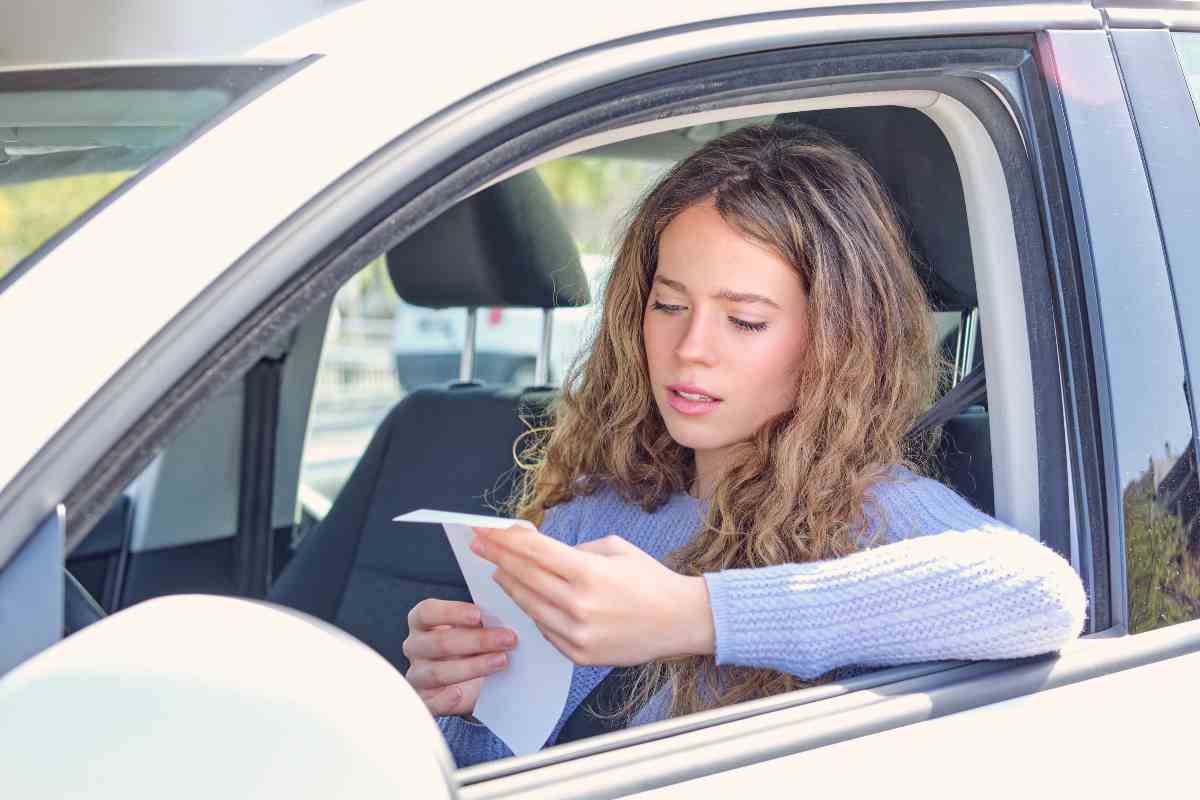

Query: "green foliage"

xmin=1125 ymin=473 xmax=1200 ymax=632
xmin=0 ymin=171 xmax=133 ymax=279
xmin=537 ymin=157 xmax=667 ymax=255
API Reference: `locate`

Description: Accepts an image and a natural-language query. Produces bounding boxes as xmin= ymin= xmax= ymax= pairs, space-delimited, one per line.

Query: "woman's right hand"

xmin=402 ymin=598 xmax=517 ymax=718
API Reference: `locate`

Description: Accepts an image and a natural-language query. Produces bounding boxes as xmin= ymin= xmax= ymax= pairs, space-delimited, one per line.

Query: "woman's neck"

xmin=690 ymin=447 xmax=729 ymax=500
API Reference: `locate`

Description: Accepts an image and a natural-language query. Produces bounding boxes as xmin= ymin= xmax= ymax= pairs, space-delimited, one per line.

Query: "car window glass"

xmin=1116 ymin=32 xmax=1200 ymax=633
xmin=1176 ymin=32 xmax=1200 ymax=122
xmin=538 ymin=156 xmax=668 ymax=387
xmin=0 ymin=65 xmax=285 ymax=289
xmin=303 ymin=258 xmax=405 ymax=507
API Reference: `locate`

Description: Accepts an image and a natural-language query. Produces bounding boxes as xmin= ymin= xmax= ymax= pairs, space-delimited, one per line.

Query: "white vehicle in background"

xmin=391 ymin=253 xmax=608 ymax=389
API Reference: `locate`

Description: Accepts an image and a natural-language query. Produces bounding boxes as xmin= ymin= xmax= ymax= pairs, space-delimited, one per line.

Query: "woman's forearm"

xmin=702 ymin=525 xmax=1087 ymax=679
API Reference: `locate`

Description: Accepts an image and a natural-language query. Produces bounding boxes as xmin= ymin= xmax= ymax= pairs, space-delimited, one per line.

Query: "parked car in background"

xmin=2 ymin=1 xmax=1200 ymax=798
xmin=391 ymin=253 xmax=609 ymax=389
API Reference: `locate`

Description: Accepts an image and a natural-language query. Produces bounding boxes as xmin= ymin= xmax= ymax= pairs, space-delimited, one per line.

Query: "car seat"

xmin=268 ymin=170 xmax=589 ymax=673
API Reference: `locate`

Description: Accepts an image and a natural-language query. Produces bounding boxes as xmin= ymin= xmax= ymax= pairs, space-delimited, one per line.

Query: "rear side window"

xmin=0 ymin=64 xmax=289 ymax=290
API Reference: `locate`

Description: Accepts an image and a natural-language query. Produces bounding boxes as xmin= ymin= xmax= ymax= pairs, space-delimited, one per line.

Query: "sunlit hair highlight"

xmin=508 ymin=122 xmax=942 ymax=719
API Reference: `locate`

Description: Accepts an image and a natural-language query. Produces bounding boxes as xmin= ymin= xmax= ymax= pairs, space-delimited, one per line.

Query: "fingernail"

xmin=499 ymin=632 xmax=516 ymax=648
xmin=470 ymin=539 xmax=485 ymax=555
xmin=487 ymin=654 xmax=506 ymax=670
xmin=464 ymin=609 xmax=481 ymax=625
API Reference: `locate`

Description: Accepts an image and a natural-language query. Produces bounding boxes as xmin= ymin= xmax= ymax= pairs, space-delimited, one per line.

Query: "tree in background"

xmin=538 ymin=157 xmax=666 ymax=255
xmin=0 ymin=171 xmax=131 ymax=279
xmin=1125 ymin=458 xmax=1200 ymax=632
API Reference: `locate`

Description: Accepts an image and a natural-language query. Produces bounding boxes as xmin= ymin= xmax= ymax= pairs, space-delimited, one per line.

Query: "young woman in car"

xmin=400 ymin=123 xmax=1087 ymax=766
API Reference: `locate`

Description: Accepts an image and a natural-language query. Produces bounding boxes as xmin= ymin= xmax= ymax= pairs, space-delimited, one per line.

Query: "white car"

xmin=2 ymin=2 xmax=1200 ymax=797
xmin=390 ymin=253 xmax=609 ymax=389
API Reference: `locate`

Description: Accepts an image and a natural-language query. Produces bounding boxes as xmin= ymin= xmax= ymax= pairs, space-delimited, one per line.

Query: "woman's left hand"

xmin=469 ymin=526 xmax=715 ymax=666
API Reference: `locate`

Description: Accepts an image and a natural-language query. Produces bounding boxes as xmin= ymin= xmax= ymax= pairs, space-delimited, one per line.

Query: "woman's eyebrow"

xmin=654 ymin=275 xmax=781 ymax=310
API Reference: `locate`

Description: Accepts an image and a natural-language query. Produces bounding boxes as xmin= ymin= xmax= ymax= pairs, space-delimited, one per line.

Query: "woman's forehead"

xmin=658 ymin=203 xmax=804 ymax=298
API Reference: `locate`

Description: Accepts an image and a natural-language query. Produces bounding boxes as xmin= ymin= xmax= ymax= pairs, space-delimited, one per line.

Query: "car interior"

xmin=64 ymin=103 xmax=1001 ymax=745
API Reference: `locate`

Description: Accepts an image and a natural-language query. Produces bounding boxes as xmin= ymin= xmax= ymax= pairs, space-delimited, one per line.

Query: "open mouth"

xmin=671 ymin=388 xmax=719 ymax=402
xmin=666 ymin=384 xmax=723 ymax=415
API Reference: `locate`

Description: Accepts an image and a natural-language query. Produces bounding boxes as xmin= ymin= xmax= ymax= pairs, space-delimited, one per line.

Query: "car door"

xmin=4 ymin=3 xmax=1200 ymax=797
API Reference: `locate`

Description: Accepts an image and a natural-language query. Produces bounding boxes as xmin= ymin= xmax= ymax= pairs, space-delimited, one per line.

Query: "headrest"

xmin=386 ymin=170 xmax=590 ymax=309
xmin=774 ymin=108 xmax=975 ymax=310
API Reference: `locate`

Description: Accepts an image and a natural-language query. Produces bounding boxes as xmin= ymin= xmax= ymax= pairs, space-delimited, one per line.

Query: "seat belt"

xmin=234 ymin=355 xmax=285 ymax=599
xmin=556 ymin=363 xmax=988 ymax=743
xmin=908 ymin=363 xmax=986 ymax=441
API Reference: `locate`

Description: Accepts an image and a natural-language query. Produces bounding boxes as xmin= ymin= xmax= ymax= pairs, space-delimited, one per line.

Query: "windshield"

xmin=0 ymin=63 xmax=291 ymax=290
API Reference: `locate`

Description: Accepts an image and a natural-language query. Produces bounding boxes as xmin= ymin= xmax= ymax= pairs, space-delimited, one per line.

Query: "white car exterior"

xmin=2 ymin=1 xmax=1200 ymax=798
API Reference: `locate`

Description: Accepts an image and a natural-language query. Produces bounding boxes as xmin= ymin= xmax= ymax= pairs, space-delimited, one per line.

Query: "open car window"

xmin=0 ymin=64 xmax=291 ymax=290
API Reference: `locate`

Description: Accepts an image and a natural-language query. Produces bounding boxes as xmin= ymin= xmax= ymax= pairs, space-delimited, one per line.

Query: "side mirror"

xmin=0 ymin=595 xmax=456 ymax=799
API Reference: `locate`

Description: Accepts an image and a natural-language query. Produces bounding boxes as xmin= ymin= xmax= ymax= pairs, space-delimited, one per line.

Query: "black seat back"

xmin=270 ymin=168 xmax=586 ymax=673
xmin=936 ymin=407 xmax=994 ymax=517
xmin=269 ymin=385 xmax=553 ymax=671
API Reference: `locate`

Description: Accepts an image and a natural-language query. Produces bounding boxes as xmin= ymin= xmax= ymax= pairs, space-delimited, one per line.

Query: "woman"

xmin=400 ymin=123 xmax=1087 ymax=767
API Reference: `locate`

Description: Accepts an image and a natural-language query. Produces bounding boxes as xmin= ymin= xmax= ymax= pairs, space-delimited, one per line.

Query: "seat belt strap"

xmin=908 ymin=363 xmax=986 ymax=440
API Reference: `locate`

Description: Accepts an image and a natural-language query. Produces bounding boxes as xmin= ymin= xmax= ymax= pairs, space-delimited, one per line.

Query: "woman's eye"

xmin=730 ymin=317 xmax=769 ymax=333
xmin=652 ymin=301 xmax=686 ymax=313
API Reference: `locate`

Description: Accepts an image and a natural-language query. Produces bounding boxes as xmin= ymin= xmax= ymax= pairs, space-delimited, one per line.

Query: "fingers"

xmin=474 ymin=537 xmax=575 ymax=609
xmin=472 ymin=525 xmax=586 ymax=582
xmin=423 ymin=685 xmax=470 ymax=716
xmin=403 ymin=625 xmax=516 ymax=661
xmin=422 ymin=685 xmax=465 ymax=716
xmin=575 ymin=534 xmax=634 ymax=556
xmin=493 ymin=568 xmax=576 ymax=634
xmin=408 ymin=598 xmax=481 ymax=632
xmin=406 ymin=651 xmax=510 ymax=693
xmin=534 ymin=622 xmax=593 ymax=667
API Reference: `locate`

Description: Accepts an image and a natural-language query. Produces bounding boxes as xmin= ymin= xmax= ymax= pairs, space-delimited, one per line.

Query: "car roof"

xmin=252 ymin=0 xmax=1004 ymax=60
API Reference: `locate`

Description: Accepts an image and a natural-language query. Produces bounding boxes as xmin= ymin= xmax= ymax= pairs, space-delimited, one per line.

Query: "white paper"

xmin=392 ymin=509 xmax=573 ymax=756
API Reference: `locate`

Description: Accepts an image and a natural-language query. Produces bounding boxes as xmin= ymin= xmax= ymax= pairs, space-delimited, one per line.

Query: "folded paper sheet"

xmin=393 ymin=509 xmax=573 ymax=756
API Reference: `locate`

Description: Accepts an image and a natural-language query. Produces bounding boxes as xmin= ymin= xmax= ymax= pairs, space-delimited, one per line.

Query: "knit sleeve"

xmin=436 ymin=716 xmax=513 ymax=768
xmin=701 ymin=475 xmax=1087 ymax=679
xmin=538 ymin=495 xmax=584 ymax=546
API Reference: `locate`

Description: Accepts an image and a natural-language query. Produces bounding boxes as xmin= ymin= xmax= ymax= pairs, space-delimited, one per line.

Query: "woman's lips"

xmin=665 ymin=384 xmax=723 ymax=416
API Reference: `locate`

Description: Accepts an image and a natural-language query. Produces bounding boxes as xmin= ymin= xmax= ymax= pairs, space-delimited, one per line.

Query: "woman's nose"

xmin=674 ymin=311 xmax=719 ymax=366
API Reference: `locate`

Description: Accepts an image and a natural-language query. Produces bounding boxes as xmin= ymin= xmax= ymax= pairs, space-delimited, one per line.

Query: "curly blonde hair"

xmin=509 ymin=123 xmax=942 ymax=719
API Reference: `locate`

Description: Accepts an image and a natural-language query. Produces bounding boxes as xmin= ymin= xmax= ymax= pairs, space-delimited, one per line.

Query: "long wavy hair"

xmin=508 ymin=122 xmax=942 ymax=720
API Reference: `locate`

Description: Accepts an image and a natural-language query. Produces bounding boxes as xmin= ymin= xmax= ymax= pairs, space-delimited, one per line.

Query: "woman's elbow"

xmin=995 ymin=528 xmax=1088 ymax=654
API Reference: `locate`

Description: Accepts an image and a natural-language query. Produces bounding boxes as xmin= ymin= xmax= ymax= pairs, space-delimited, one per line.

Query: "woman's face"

xmin=643 ymin=201 xmax=811 ymax=467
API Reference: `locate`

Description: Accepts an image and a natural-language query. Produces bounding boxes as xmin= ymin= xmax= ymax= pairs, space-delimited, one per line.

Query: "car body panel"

xmin=631 ymin=643 xmax=1200 ymax=798
xmin=2 ymin=2 xmax=1199 ymax=796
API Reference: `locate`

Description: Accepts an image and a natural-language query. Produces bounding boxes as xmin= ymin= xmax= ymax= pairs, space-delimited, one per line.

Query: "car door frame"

xmin=1104 ymin=24 xmax=1200 ymax=632
xmin=8 ymin=4 xmax=1195 ymax=795
xmin=36 ymin=24 xmax=1108 ymax=786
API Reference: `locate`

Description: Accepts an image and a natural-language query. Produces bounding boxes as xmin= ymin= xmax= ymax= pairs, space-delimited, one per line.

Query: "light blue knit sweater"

xmin=437 ymin=466 xmax=1087 ymax=767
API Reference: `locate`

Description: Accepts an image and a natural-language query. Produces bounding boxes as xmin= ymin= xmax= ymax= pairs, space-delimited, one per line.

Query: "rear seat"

xmin=268 ymin=170 xmax=589 ymax=673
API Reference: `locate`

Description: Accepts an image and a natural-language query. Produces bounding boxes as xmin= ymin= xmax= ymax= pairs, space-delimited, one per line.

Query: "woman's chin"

xmin=662 ymin=422 xmax=735 ymax=453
